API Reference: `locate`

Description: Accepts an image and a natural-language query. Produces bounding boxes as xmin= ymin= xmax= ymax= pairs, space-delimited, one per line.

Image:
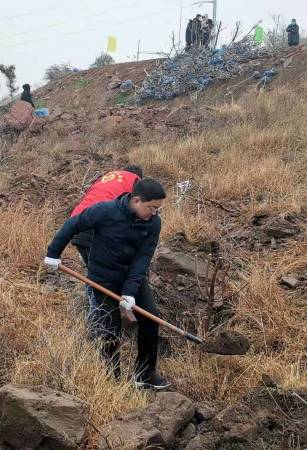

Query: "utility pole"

xmin=178 ymin=0 xmax=183 ymax=50
xmin=192 ymin=0 xmax=217 ymax=25
xmin=212 ymin=0 xmax=217 ymax=26
xmin=136 ymin=39 xmax=141 ymax=61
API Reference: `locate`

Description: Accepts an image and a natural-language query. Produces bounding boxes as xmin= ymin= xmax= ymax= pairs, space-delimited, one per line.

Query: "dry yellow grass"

xmin=162 ymin=246 xmax=306 ymax=403
xmin=0 ymin=207 xmax=147 ymax=435
xmin=0 ymin=205 xmax=51 ymax=271
xmin=131 ymin=80 xmax=307 ymax=215
xmin=130 ymin=79 xmax=307 ymax=409
xmin=160 ymin=197 xmax=221 ymax=243
xmin=163 ymin=351 xmax=306 ymax=404
xmin=11 ymin=319 xmax=147 ymax=427
xmin=1 ymin=277 xmax=147 ymax=427
xmin=0 ymin=172 xmax=10 ymax=193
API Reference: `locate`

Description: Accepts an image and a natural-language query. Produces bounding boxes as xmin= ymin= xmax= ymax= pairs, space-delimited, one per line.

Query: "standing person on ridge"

xmin=203 ymin=18 xmax=214 ymax=48
xmin=44 ymin=178 xmax=171 ymax=390
xmin=70 ymin=165 xmax=143 ymax=266
xmin=21 ymin=84 xmax=35 ymax=108
xmin=286 ymin=19 xmax=300 ymax=47
xmin=191 ymin=14 xmax=202 ymax=47
xmin=201 ymin=16 xmax=213 ymax=48
xmin=185 ymin=19 xmax=193 ymax=51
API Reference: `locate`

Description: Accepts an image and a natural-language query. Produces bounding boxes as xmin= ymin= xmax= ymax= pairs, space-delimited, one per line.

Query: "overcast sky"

xmin=1 ymin=0 xmax=306 ymax=98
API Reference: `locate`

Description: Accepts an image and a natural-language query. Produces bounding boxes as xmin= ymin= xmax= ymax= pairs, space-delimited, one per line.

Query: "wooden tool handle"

xmin=59 ymin=264 xmax=203 ymax=344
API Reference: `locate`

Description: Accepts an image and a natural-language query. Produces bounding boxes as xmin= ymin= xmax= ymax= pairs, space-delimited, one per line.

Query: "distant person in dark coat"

xmin=286 ymin=19 xmax=300 ymax=46
xmin=201 ymin=18 xmax=214 ymax=48
xmin=185 ymin=19 xmax=193 ymax=50
xmin=21 ymin=84 xmax=35 ymax=108
xmin=191 ymin=14 xmax=202 ymax=47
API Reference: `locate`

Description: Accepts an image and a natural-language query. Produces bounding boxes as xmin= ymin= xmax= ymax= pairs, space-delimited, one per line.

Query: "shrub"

xmin=89 ymin=52 xmax=115 ymax=68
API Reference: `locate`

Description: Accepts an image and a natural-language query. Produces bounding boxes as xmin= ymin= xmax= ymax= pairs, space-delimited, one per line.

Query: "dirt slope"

xmin=2 ymin=46 xmax=306 ymax=212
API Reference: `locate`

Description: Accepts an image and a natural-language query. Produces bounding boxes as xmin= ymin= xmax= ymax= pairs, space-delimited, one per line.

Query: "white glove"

xmin=120 ymin=295 xmax=135 ymax=311
xmin=44 ymin=256 xmax=61 ymax=271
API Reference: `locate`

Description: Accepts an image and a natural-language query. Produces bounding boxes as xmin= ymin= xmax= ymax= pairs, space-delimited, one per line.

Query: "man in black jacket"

xmin=44 ymin=178 xmax=170 ymax=390
xmin=286 ymin=19 xmax=300 ymax=47
xmin=185 ymin=19 xmax=193 ymax=51
xmin=191 ymin=14 xmax=202 ymax=47
xmin=21 ymin=84 xmax=35 ymax=108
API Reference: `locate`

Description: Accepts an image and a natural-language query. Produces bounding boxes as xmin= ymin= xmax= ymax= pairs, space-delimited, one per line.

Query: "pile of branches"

xmin=136 ymin=38 xmax=274 ymax=102
xmin=44 ymin=63 xmax=74 ymax=82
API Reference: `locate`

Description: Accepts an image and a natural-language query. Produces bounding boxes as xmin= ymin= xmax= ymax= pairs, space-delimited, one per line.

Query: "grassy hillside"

xmin=0 ymin=57 xmax=306 ymax=446
xmin=131 ymin=79 xmax=307 ymax=401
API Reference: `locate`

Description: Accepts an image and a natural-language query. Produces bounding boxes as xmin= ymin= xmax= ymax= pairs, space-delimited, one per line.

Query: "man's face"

xmin=130 ymin=197 xmax=163 ymax=221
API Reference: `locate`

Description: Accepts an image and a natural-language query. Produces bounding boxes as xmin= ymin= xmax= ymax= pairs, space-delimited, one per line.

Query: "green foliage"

xmin=74 ymin=78 xmax=90 ymax=90
xmin=44 ymin=63 xmax=73 ymax=82
xmin=89 ymin=52 xmax=115 ymax=69
xmin=0 ymin=102 xmax=12 ymax=115
xmin=113 ymin=92 xmax=129 ymax=105
xmin=34 ymin=99 xmax=47 ymax=109
xmin=0 ymin=64 xmax=18 ymax=98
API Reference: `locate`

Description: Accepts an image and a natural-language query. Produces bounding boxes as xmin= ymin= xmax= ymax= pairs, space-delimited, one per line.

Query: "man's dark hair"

xmin=22 ymin=84 xmax=31 ymax=91
xmin=196 ymin=14 xmax=202 ymax=19
xmin=124 ymin=165 xmax=143 ymax=179
xmin=132 ymin=178 xmax=166 ymax=201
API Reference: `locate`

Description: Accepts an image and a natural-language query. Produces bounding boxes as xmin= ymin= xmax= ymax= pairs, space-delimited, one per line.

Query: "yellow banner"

xmin=107 ymin=36 xmax=117 ymax=53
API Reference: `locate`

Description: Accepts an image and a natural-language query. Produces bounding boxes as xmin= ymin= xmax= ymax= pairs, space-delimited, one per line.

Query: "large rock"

xmin=107 ymin=76 xmax=122 ymax=90
xmin=153 ymin=247 xmax=208 ymax=280
xmin=4 ymin=101 xmax=34 ymax=131
xmin=263 ymin=221 xmax=299 ymax=239
xmin=99 ymin=392 xmax=195 ymax=450
xmin=0 ymin=384 xmax=89 ymax=450
xmin=280 ymin=275 xmax=299 ymax=289
xmin=99 ymin=417 xmax=163 ymax=450
xmin=184 ymin=432 xmax=219 ymax=450
xmin=149 ymin=392 xmax=195 ymax=445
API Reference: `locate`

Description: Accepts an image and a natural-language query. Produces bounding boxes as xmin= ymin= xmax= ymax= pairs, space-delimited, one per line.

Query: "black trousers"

xmin=87 ymin=278 xmax=159 ymax=380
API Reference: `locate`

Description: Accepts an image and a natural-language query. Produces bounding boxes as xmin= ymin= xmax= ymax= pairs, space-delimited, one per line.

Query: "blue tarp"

xmin=35 ymin=108 xmax=49 ymax=117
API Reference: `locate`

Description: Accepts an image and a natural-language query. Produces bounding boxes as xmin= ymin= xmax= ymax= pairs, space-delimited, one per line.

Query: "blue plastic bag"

xmin=35 ymin=108 xmax=49 ymax=117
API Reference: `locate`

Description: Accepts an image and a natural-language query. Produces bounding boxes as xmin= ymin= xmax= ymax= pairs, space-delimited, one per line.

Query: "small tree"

xmin=265 ymin=15 xmax=288 ymax=50
xmin=44 ymin=62 xmax=73 ymax=82
xmin=0 ymin=64 xmax=18 ymax=98
xmin=89 ymin=52 xmax=115 ymax=69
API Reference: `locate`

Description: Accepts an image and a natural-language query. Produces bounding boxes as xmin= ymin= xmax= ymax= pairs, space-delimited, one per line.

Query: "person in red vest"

xmin=71 ymin=165 xmax=143 ymax=265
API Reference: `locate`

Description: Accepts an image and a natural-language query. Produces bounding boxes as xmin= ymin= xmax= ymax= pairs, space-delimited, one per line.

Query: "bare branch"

xmin=229 ymin=21 xmax=241 ymax=46
xmin=214 ymin=21 xmax=223 ymax=49
xmin=204 ymin=259 xmax=222 ymax=332
xmin=195 ymin=255 xmax=208 ymax=301
xmin=241 ymin=20 xmax=262 ymax=42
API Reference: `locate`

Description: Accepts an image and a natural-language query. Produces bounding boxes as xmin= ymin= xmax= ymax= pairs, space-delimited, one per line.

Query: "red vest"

xmin=70 ymin=170 xmax=140 ymax=217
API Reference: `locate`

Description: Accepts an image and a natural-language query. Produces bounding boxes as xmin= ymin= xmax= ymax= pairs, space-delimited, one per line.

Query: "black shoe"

xmin=134 ymin=371 xmax=171 ymax=390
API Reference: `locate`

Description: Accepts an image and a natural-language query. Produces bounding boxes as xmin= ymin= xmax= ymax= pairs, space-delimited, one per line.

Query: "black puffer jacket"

xmin=21 ymin=90 xmax=35 ymax=108
xmin=47 ymin=194 xmax=161 ymax=296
